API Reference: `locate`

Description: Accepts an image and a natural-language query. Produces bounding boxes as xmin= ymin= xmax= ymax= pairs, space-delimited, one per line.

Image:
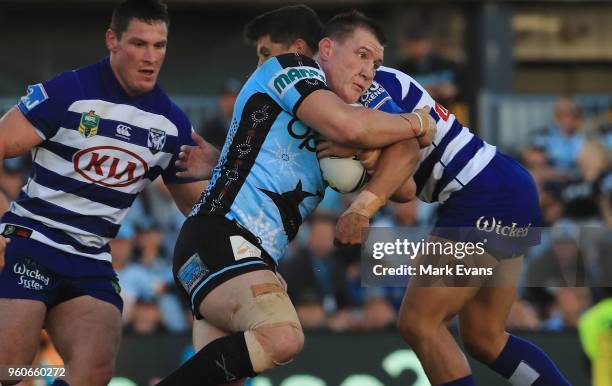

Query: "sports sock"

xmin=439 ymin=374 xmax=476 ymax=385
xmin=489 ymin=335 xmax=571 ymax=385
xmin=156 ymin=332 xmax=256 ymax=386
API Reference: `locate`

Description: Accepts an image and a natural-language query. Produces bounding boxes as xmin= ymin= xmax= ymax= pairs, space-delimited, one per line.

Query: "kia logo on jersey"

xmin=73 ymin=146 xmax=149 ymax=187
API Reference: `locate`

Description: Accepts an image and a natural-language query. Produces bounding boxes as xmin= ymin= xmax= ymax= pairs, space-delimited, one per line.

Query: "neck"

xmin=109 ymin=56 xmax=138 ymax=97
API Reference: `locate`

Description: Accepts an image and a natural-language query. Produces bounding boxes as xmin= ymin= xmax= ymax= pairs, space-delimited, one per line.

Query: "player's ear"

xmin=292 ymin=38 xmax=310 ymax=57
xmin=106 ymin=28 xmax=118 ymax=52
xmin=318 ymin=37 xmax=333 ymax=61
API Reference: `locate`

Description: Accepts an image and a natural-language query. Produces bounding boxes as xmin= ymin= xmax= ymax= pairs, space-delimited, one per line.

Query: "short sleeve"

xmin=17 ymin=71 xmax=76 ymax=140
xmin=255 ymin=53 xmax=328 ymax=115
xmin=161 ymin=105 xmax=199 ymax=185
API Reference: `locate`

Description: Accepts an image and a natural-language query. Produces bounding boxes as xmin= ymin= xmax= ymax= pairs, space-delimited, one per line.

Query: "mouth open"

xmin=139 ymin=69 xmax=154 ymax=76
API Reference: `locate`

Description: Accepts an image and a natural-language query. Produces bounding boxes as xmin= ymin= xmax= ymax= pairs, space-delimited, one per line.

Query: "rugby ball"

xmin=319 ymin=156 xmax=369 ymax=193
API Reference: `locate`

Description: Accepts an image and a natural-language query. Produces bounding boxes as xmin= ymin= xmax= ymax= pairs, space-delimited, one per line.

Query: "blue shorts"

xmin=0 ymin=228 xmax=123 ymax=312
xmin=434 ymin=152 xmax=542 ymax=257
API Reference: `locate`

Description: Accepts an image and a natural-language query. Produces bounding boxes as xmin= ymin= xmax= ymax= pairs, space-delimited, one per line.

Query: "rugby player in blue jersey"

xmin=0 ymin=1 xmax=218 ymax=385
xmin=316 ymin=12 xmax=571 ymax=386
xmin=157 ymin=5 xmax=436 ymax=386
xmin=173 ymin=6 xmax=571 ymax=386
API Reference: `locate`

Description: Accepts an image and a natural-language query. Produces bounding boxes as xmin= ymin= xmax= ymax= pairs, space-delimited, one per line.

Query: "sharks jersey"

xmin=2 ymin=57 xmax=195 ymax=262
xmin=360 ymin=66 xmax=497 ymax=204
xmin=192 ymin=54 xmax=327 ymax=262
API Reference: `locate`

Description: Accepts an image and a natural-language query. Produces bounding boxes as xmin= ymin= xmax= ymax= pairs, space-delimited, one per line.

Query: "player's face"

xmin=107 ymin=18 xmax=168 ymax=97
xmin=256 ymin=35 xmax=292 ymax=66
xmin=320 ymin=27 xmax=383 ymax=103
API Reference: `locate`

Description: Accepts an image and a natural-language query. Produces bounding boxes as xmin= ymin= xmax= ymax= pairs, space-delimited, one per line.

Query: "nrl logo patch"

xmin=147 ymin=127 xmax=166 ymax=154
xmin=79 ymin=110 xmax=100 ymax=138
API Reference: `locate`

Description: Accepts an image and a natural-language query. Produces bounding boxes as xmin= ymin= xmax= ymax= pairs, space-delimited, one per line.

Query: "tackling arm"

xmin=296 ymin=89 xmax=434 ymax=149
xmin=334 ymin=139 xmax=419 ymax=246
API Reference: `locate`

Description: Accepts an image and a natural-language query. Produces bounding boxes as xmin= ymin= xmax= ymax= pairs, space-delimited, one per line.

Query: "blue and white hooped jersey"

xmin=2 ymin=57 xmax=196 ymax=262
xmin=360 ymin=66 xmax=497 ymax=204
xmin=191 ymin=53 xmax=327 ymax=262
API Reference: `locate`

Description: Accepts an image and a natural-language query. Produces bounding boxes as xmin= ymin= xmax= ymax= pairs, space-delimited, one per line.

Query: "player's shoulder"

xmin=273 ymin=53 xmax=320 ymax=69
xmin=131 ymin=81 xmax=190 ymax=132
xmin=255 ymin=53 xmax=326 ymax=96
xmin=19 ymin=69 xmax=81 ymax=114
xmin=40 ymin=60 xmax=110 ymax=104
xmin=376 ymin=66 xmax=421 ymax=92
xmin=167 ymin=100 xmax=193 ymax=133
xmin=44 ymin=69 xmax=81 ymax=98
xmin=257 ymin=53 xmax=323 ymax=77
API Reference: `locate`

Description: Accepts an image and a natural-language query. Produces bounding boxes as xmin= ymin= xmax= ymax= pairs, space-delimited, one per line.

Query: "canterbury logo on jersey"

xmin=269 ymin=66 xmax=326 ymax=97
xmin=115 ymin=124 xmax=131 ymax=139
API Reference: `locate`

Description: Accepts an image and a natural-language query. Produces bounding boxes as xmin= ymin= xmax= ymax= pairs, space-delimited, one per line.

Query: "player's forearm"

xmin=346 ymin=108 xmax=422 ymax=149
xmin=390 ymin=178 xmax=417 ymax=203
xmin=167 ymin=181 xmax=207 ymax=216
xmin=363 ymin=139 xmax=420 ymax=202
xmin=298 ymin=90 xmax=421 ymax=148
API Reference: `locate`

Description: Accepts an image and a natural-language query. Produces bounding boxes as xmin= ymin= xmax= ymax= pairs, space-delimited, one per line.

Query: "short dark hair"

xmin=244 ymin=5 xmax=323 ymax=54
xmin=110 ymin=0 xmax=170 ymax=40
xmin=324 ymin=10 xmax=386 ymax=46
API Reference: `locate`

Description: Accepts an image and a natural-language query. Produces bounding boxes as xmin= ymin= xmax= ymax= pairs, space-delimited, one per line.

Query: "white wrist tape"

xmin=345 ymin=190 xmax=386 ymax=219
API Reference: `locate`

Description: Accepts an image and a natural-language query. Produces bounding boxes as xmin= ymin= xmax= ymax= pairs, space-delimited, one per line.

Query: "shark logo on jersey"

xmin=20 ymin=83 xmax=49 ymax=111
xmin=79 ymin=110 xmax=100 ymax=138
xmin=259 ymin=180 xmax=319 ymax=241
xmin=269 ymin=66 xmax=325 ymax=97
xmin=147 ymin=127 xmax=166 ymax=154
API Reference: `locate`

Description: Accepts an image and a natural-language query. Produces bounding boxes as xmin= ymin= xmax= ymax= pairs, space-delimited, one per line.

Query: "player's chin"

xmin=348 ymin=86 xmax=364 ymax=103
xmin=134 ymin=79 xmax=156 ymax=94
xmin=340 ymin=88 xmax=361 ymax=104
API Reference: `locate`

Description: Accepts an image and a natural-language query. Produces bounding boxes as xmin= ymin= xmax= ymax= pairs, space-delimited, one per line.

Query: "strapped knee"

xmin=230 ymin=282 xmax=303 ymax=373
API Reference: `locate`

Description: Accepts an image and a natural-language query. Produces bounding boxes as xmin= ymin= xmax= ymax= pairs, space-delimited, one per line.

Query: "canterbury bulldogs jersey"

xmin=2 ymin=57 xmax=195 ymax=262
xmin=192 ymin=53 xmax=327 ymax=261
xmin=359 ymin=66 xmax=497 ymax=204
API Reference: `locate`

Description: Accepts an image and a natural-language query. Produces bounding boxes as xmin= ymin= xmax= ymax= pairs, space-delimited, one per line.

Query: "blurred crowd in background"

xmin=2 ymin=7 xmax=612 ymax=385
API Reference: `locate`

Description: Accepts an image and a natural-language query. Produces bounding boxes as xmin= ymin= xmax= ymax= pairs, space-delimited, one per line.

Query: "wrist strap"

xmin=345 ymin=190 xmax=386 ymax=219
xmin=400 ymin=113 xmax=424 ymax=137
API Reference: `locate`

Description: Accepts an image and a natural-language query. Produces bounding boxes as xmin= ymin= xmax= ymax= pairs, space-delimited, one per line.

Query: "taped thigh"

xmin=229 ymin=282 xmax=299 ymax=332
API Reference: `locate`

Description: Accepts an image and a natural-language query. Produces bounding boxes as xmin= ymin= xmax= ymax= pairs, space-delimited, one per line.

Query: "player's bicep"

xmin=296 ymin=89 xmax=357 ymax=142
xmin=0 ymin=107 xmax=44 ymax=157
